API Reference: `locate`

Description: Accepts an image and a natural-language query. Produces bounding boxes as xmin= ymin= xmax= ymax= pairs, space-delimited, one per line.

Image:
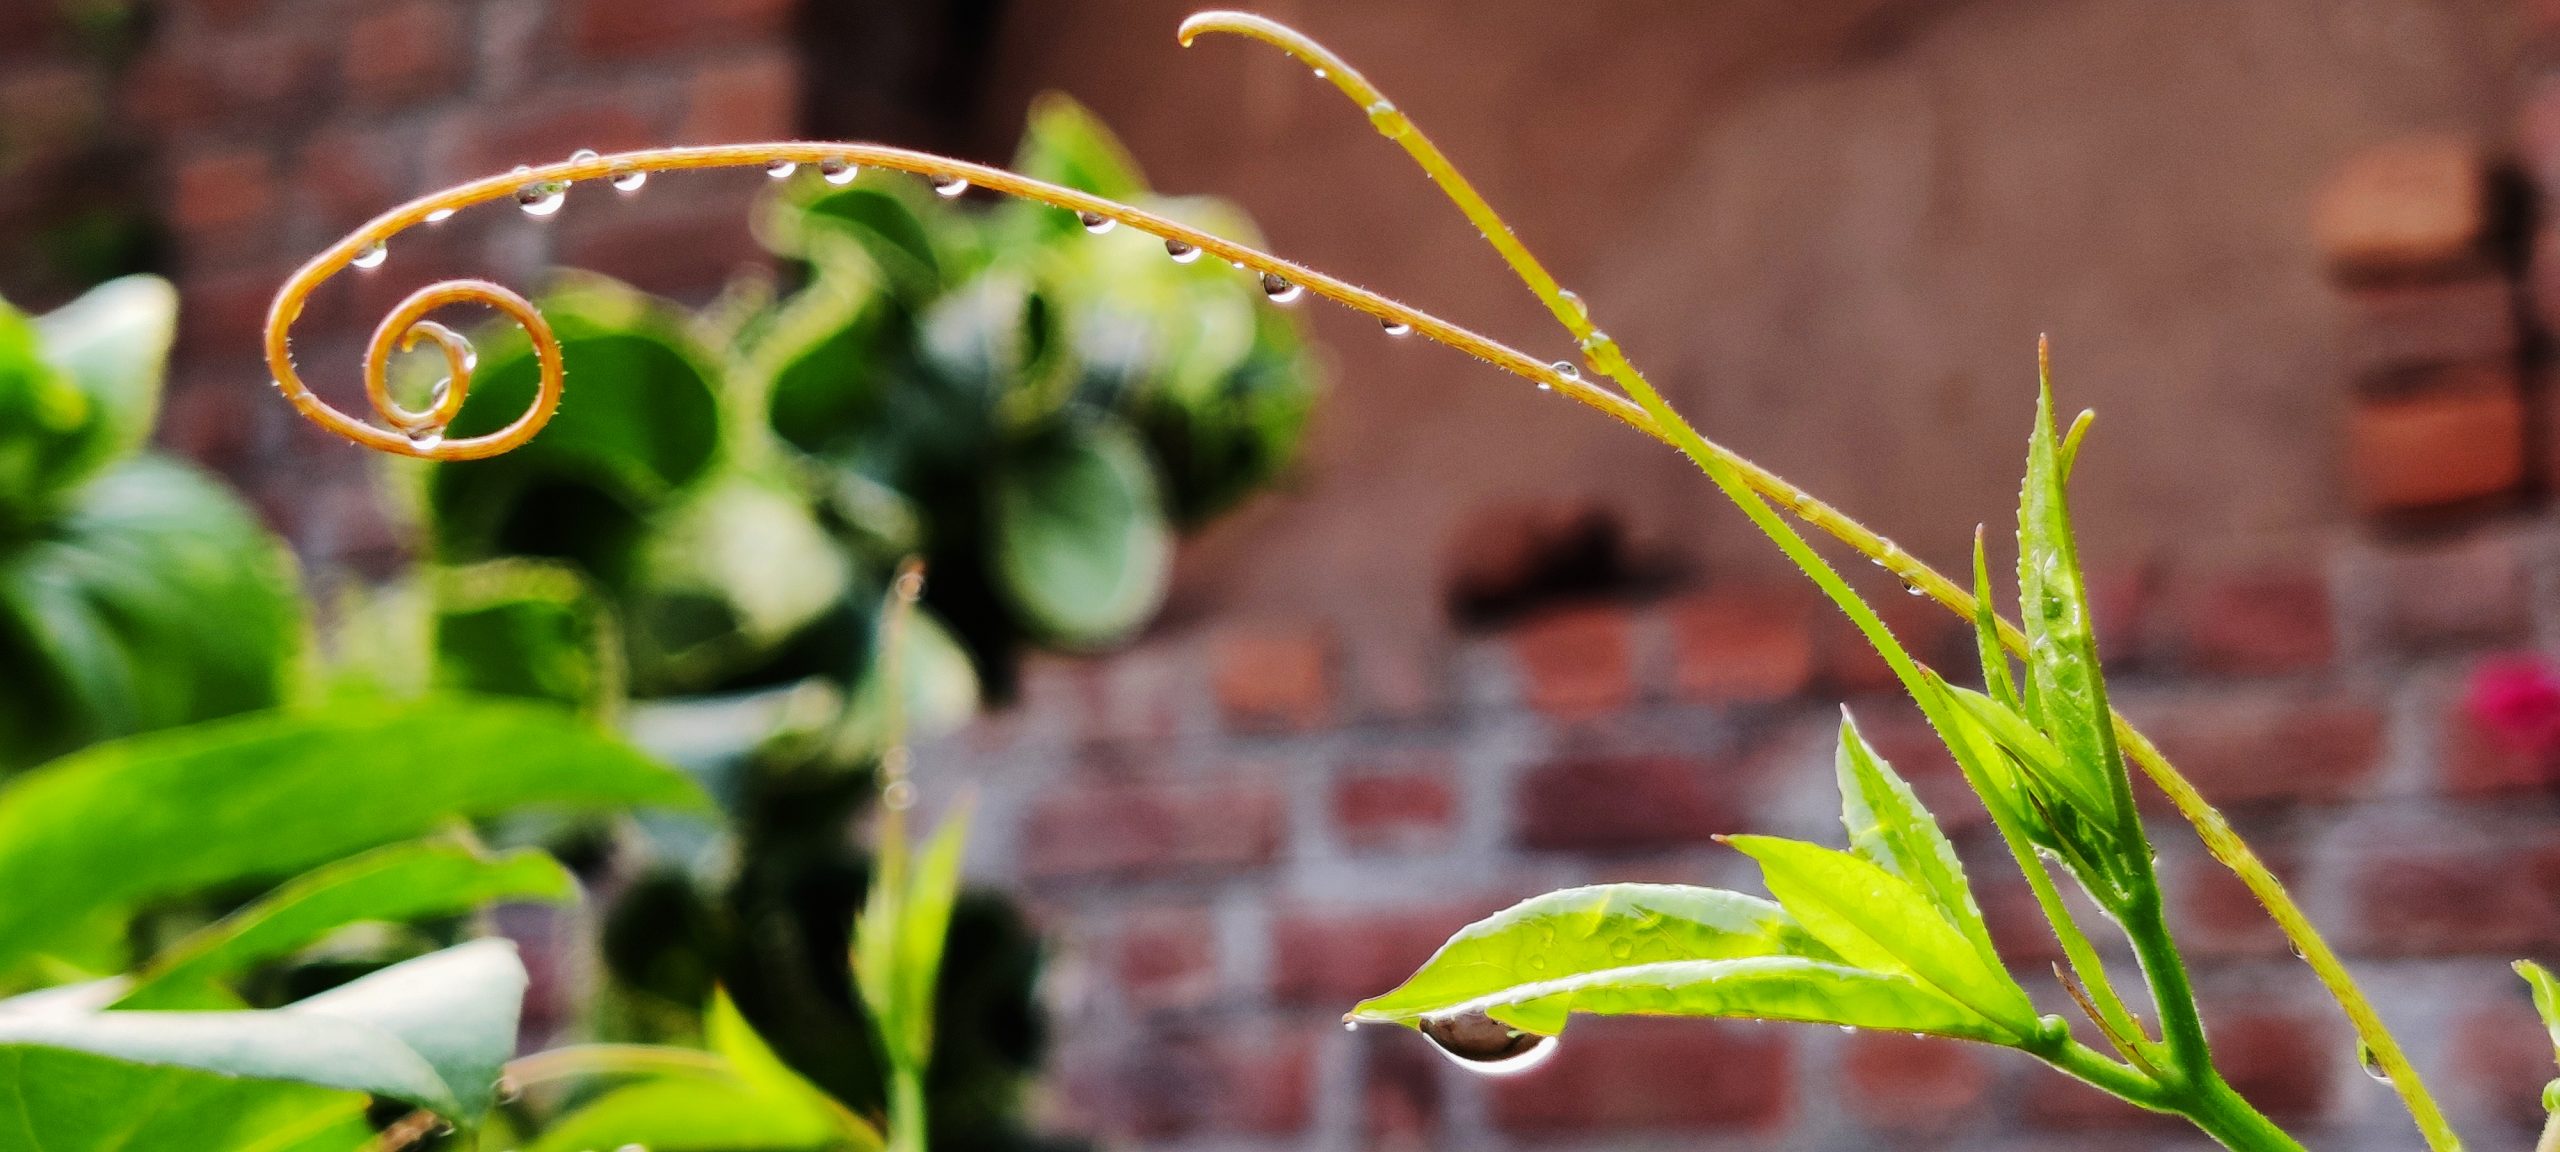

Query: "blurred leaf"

xmin=0 ymin=1046 xmax=375 ymax=1152
xmin=838 ymin=606 xmax=980 ymax=761
xmin=0 ymin=939 xmax=528 ymax=1124
xmin=919 ymin=271 xmax=1057 ymax=404
xmin=27 ymin=274 xmax=176 ymax=493
xmin=787 ymin=186 xmax=949 ymax=302
xmin=857 ymin=803 xmax=973 ymax=1070
xmin=0 ymin=454 xmax=301 ymax=770
xmin=1834 ymin=711 xmax=1999 ymax=970
xmin=115 ymin=840 xmax=574 ymax=1010
xmin=756 ymin=269 xmax=895 ymax=458
xmin=987 ymin=418 xmax=1169 ymax=647
xmin=1350 ymin=884 xmax=1831 ymax=1027
xmin=532 ymin=1079 xmax=843 ymax=1152
xmin=0 ymin=299 xmax=95 ymax=514
xmin=0 ymin=697 xmax=702 ymax=973
xmin=2519 ymin=960 xmax=2560 ymax=1066
xmin=627 ymin=474 xmax=854 ymax=694
xmin=1011 ymin=93 xmax=1149 ymax=203
xmin=1724 ymin=835 xmax=2036 ymax=1039
xmin=434 ymin=559 xmax=623 ymax=717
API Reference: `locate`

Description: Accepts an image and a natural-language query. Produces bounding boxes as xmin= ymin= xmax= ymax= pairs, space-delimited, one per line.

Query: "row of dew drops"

xmin=346 ymin=147 xmax=1595 ymax=389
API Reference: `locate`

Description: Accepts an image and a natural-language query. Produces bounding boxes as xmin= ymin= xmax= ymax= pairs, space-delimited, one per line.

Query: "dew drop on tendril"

xmin=765 ymin=158 xmax=798 ymax=179
xmin=932 ymin=174 xmax=969 ymax=198
xmin=568 ymin=148 xmax=600 ymax=166
xmin=1382 ymin=318 xmax=1412 ymax=337
xmin=2358 ymin=1041 xmax=2389 ymax=1083
xmin=1078 ymin=210 xmax=1115 ymax=235
xmin=405 ymin=427 xmax=444 ymax=451
xmin=513 ymin=167 xmax=565 ymax=216
xmin=1903 ymin=580 xmax=1925 ymax=596
xmin=424 ymin=207 xmax=455 ymax=223
xmin=350 ymin=240 xmax=386 ymax=270
xmin=1551 ymin=360 xmax=1581 ymax=383
xmin=610 ymin=166 xmax=647 ymax=192
xmin=1559 ymin=289 xmax=1590 ymax=322
xmin=1260 ymin=273 xmax=1303 ymax=304
xmin=1164 ymin=238 xmax=1201 ymax=264
xmin=820 ymin=157 xmax=857 ymax=185
xmin=1419 ymin=1013 xmax=1558 ymax=1077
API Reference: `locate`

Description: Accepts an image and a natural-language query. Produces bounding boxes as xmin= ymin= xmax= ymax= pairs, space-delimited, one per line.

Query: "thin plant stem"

xmin=1180 ymin=13 xmax=2454 ymax=1148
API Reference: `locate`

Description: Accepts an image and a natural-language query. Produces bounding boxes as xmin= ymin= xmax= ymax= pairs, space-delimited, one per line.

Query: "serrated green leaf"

xmin=0 ymin=697 xmax=703 ymax=974
xmin=1725 ymin=835 xmax=2035 ymax=1038
xmin=2518 ymin=960 xmax=2560 ymax=1070
xmin=1835 ymin=711 xmax=2000 ymax=970
xmin=2015 ymin=365 xmax=2126 ymax=832
xmin=987 ymin=417 xmax=1170 ymax=646
xmin=1938 ymin=680 xmax=2110 ymax=824
xmin=0 ymin=939 xmax=528 ymax=1124
xmin=1970 ymin=530 xmax=2019 ymax=712
xmin=115 ymin=840 xmax=574 ymax=1010
xmin=1349 ymin=884 xmax=1829 ymax=1024
xmin=1431 ymin=956 xmax=2019 ymax=1043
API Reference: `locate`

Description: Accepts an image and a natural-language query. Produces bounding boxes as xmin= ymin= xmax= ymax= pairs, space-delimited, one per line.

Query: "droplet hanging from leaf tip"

xmin=1420 ymin=1012 xmax=1558 ymax=1077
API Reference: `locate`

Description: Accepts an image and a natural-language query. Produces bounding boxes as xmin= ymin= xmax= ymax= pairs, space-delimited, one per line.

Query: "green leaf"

xmin=987 ymin=417 xmax=1170 ymax=647
xmin=531 ymin=1079 xmax=842 ymax=1152
xmin=1834 ymin=710 xmax=2000 ymax=970
xmin=0 ymin=697 xmax=702 ymax=973
xmin=115 ymin=840 xmax=574 ymax=1010
xmin=1970 ymin=530 xmax=2019 ymax=712
xmin=0 ymin=939 xmax=529 ymax=1123
xmin=1349 ymin=884 xmax=1829 ymax=1024
xmin=0 ymin=455 xmax=302 ymax=770
xmin=0 ymin=1046 xmax=375 ymax=1152
xmin=838 ymin=605 xmax=981 ymax=761
xmin=28 ymin=274 xmax=177 ymax=492
xmin=2014 ymin=361 xmax=2125 ymax=831
xmin=433 ymin=559 xmax=623 ymax=717
xmin=2517 ymin=960 xmax=2560 ymax=1069
xmin=753 ymin=268 xmax=895 ymax=459
xmin=625 ymin=474 xmax=853 ymax=694
xmin=1725 ymin=835 xmax=2036 ymax=1039
xmin=1938 ymin=680 xmax=2110 ymax=825
xmin=1009 ymin=92 xmax=1150 ymax=230
xmin=1373 ymin=956 xmax=2022 ymax=1044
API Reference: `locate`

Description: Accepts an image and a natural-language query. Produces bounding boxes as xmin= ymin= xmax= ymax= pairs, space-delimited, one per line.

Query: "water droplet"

xmin=1343 ymin=1019 xmax=1359 ymax=1032
xmin=764 ymin=158 xmax=798 ymax=179
xmin=1078 ymin=210 xmax=1116 ymax=235
xmin=2358 ymin=1041 xmax=2389 ymax=1083
xmin=1420 ymin=1013 xmax=1558 ymax=1077
xmin=494 ymin=1073 xmax=522 ymax=1103
xmin=405 ymin=426 xmax=445 ymax=451
xmin=427 ymin=376 xmax=452 ymax=407
xmin=1536 ymin=382 xmax=1553 ymax=392
xmin=610 ymin=166 xmax=647 ymax=192
xmin=1381 ymin=318 xmax=1412 ymax=337
xmin=931 ymin=174 xmax=969 ymax=198
xmin=1229 ymin=259 xmax=1247 ymax=269
xmin=424 ymin=206 xmax=456 ymax=223
xmin=1837 ymin=1025 xmax=1856 ymax=1034
xmin=883 ymin=779 xmax=916 ymax=810
xmin=1164 ymin=238 xmax=1202 ymax=264
xmin=350 ymin=240 xmax=387 ymax=269
xmin=1903 ymin=580 xmax=1925 ymax=596
xmin=615 ymin=1145 xmax=648 ymax=1152
xmin=1607 ymin=939 xmax=1633 ymax=960
xmin=1550 ymin=360 xmax=1581 ymax=382
xmin=513 ymin=167 xmax=565 ymax=216
xmin=1260 ymin=273 xmax=1303 ymax=304
xmin=1559 ymin=289 xmax=1589 ymax=321
xmin=820 ymin=157 xmax=858 ymax=185
xmin=2288 ymin=942 xmax=2307 ymax=961
xmin=568 ymin=148 xmax=601 ymax=166
xmin=1313 ymin=67 xmax=1329 ymax=79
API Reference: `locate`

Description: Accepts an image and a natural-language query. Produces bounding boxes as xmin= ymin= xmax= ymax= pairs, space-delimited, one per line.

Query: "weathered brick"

xmin=1115 ymin=905 xmax=1216 ymax=1011
xmin=2347 ymin=365 xmax=2526 ymax=514
xmin=565 ymin=0 xmax=797 ymax=61
xmin=2169 ymin=848 xmax=2301 ymax=960
xmin=2312 ymin=136 xmax=2493 ymax=282
xmin=1269 ymin=902 xmax=1496 ymax=1007
xmin=343 ymin=0 xmax=466 ymax=107
xmin=1666 ymin=585 xmax=1815 ymax=705
xmin=676 ymin=48 xmax=801 ymax=144
xmin=2345 ymin=841 xmax=2551 ymax=956
xmin=2136 ymin=693 xmax=2383 ymax=809
xmin=1443 ymin=500 xmax=1621 ymax=620
xmin=292 ymin=124 xmax=411 ymax=235
xmin=2453 ymin=1000 xmax=2555 ymax=1136
xmin=1021 ymin=780 xmax=1283 ymax=881
xmin=428 ymin=96 xmax=659 ymax=183
xmin=169 ymin=147 xmax=278 ymax=247
xmin=1486 ymin=1017 xmax=1788 ymax=1133
xmin=1513 ymin=754 xmax=1735 ymax=852
xmin=2371 ymin=531 xmax=2533 ymax=650
xmin=1508 ymin=602 xmax=1635 ymax=720
xmin=1116 ymin=1017 xmax=1314 ymax=1138
xmin=1360 ymin=1024 xmax=1442 ymax=1149
xmin=2205 ymin=1005 xmax=2334 ymax=1123
xmin=1841 ymin=1030 xmax=1990 ymax=1134
xmin=2341 ymin=276 xmax=2519 ymax=381
xmin=1212 ymin=623 xmax=1333 ymax=734
xmin=2180 ymin=565 xmax=2334 ymax=676
xmin=1332 ymin=754 xmax=1456 ymax=852
xmin=1821 ymin=591 xmax=1964 ymax=695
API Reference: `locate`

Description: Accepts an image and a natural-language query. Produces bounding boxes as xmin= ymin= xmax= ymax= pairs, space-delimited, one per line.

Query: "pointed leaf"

xmin=1835 ymin=711 xmax=1999 ymax=969
xmin=1970 ymin=530 xmax=2019 ymax=712
xmin=892 ymin=801 xmax=972 ymax=1066
xmin=0 ymin=1046 xmax=375 ymax=1152
xmin=2015 ymin=365 xmax=2126 ymax=829
xmin=2518 ymin=960 xmax=2560 ymax=1066
xmin=115 ymin=840 xmax=573 ymax=1010
xmin=1350 ymin=884 xmax=1829 ymax=1024
xmin=1725 ymin=836 xmax=2035 ymax=1038
xmin=286 ymin=938 xmax=527 ymax=1123
xmin=1384 ymin=956 xmax=2015 ymax=1044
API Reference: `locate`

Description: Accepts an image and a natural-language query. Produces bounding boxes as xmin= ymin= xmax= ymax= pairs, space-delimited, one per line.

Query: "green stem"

xmin=2178 ymin=1071 xmax=2313 ymax=1152
xmin=889 ymin=1064 xmax=928 ymax=1152
xmin=2121 ymin=887 xmax=2211 ymax=1078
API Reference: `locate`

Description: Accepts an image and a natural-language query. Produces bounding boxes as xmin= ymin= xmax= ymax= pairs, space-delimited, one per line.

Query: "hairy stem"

xmin=1183 ymin=13 xmax=2455 ymax=1149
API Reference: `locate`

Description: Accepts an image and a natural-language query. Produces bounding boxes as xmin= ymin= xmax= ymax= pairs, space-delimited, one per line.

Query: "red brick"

xmin=1486 ymin=1017 xmax=1789 ymax=1133
xmin=2373 ymin=531 xmax=2532 ymax=650
xmin=566 ymin=0 xmax=797 ymax=61
xmin=0 ymin=63 xmax=105 ymax=160
xmin=2346 ymin=841 xmax=2551 ymax=956
xmin=2453 ymin=1000 xmax=2555 ymax=1136
xmin=1212 ymin=623 xmax=1332 ymax=734
xmin=1332 ymin=755 xmax=1456 ymax=852
xmin=342 ymin=0 xmax=465 ymax=107
xmin=676 ymin=48 xmax=801 ymax=144
xmin=1508 ymin=603 xmax=1635 ymax=720
xmin=2137 ymin=693 xmax=2382 ymax=809
xmin=169 ymin=147 xmax=278 ymax=244
xmin=1667 ymin=585 xmax=1815 ymax=705
xmin=1513 ymin=754 xmax=1735 ymax=852
xmin=174 ymin=262 xmax=295 ymax=363
xmin=1822 ymin=591 xmax=1964 ymax=695
xmin=1269 ymin=902 xmax=1501 ymax=1008
xmin=2206 ymin=1006 xmax=2334 ymax=1123
xmin=2169 ymin=849 xmax=2301 ymax=960
xmin=2341 ymin=276 xmax=2519 ymax=380
xmin=2180 ymin=566 xmax=2334 ymax=675
xmin=1345 ymin=635 xmax=1446 ymax=724
xmin=292 ymin=125 xmax=410 ymax=235
xmin=1116 ymin=1017 xmax=1314 ymax=1138
xmin=1841 ymin=1030 xmax=1991 ymax=1134
xmin=1443 ymin=500 xmax=1620 ymax=618
xmin=1058 ymin=642 xmax=1195 ymax=759
xmin=1115 ymin=906 xmax=1215 ymax=1011
xmin=2086 ymin=561 xmax=2156 ymax=666
xmin=429 ymin=97 xmax=659 ymax=183
xmin=1360 ymin=1024 xmax=1442 ymax=1150
xmin=2348 ymin=364 xmax=2525 ymax=515
xmin=2445 ymin=657 xmax=2560 ymax=794
xmin=1977 ymin=871 xmax=2069 ymax=966
xmin=2312 ymin=136 xmax=2493 ymax=282
xmin=1021 ymin=780 xmax=1283 ymax=881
